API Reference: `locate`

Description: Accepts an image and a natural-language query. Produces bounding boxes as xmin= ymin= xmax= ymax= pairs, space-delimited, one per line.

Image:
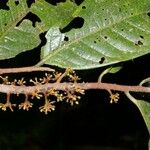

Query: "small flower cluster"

xmin=0 ymin=68 xmax=85 ymax=114
xmin=109 ymin=92 xmax=120 ymax=103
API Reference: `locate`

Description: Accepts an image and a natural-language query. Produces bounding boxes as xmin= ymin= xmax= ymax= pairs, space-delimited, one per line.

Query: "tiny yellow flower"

xmin=109 ymin=93 xmax=120 ymax=103
xmin=0 ymin=102 xmax=16 ymax=111
xmin=39 ymin=96 xmax=55 ymax=114
xmin=19 ymin=100 xmax=33 ymax=111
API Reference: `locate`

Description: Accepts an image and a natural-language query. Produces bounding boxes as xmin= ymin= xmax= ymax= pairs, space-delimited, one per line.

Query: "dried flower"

xmin=17 ymin=78 xmax=26 ymax=86
xmin=39 ymin=96 xmax=55 ymax=114
xmin=46 ymin=88 xmax=58 ymax=96
xmin=56 ymin=93 xmax=64 ymax=102
xmin=11 ymin=79 xmax=17 ymax=85
xmin=64 ymin=90 xmax=81 ymax=106
xmin=19 ymin=95 xmax=33 ymax=111
xmin=66 ymin=68 xmax=74 ymax=75
xmin=11 ymin=78 xmax=26 ymax=86
xmin=109 ymin=93 xmax=120 ymax=103
xmin=75 ymin=87 xmax=85 ymax=95
xmin=53 ymin=72 xmax=62 ymax=81
xmin=0 ymin=76 xmax=10 ymax=85
xmin=0 ymin=93 xmax=16 ymax=111
xmin=30 ymin=77 xmax=41 ymax=85
xmin=19 ymin=101 xmax=33 ymax=111
xmin=31 ymin=90 xmax=43 ymax=99
xmin=40 ymin=73 xmax=53 ymax=84
xmin=0 ymin=102 xmax=16 ymax=111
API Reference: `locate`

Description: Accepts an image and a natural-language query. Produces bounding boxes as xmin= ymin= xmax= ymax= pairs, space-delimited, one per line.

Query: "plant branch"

xmin=0 ymin=82 xmax=149 ymax=94
xmin=0 ymin=66 xmax=54 ymax=74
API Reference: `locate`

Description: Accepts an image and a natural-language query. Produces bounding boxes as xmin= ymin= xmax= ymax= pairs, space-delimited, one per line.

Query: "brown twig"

xmin=0 ymin=82 xmax=149 ymax=94
xmin=0 ymin=66 xmax=54 ymax=74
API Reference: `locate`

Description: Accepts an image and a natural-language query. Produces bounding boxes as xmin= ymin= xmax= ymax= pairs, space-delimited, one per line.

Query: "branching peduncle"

xmin=0 ymin=67 xmax=149 ymax=114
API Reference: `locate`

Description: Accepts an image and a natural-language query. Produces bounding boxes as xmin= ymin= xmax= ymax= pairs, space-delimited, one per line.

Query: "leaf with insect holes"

xmin=38 ymin=0 xmax=150 ymax=69
xmin=0 ymin=1 xmax=40 ymax=59
xmin=0 ymin=0 xmax=77 ymax=60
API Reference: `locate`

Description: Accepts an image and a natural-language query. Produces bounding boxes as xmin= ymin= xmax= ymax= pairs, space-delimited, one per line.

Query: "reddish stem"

xmin=0 ymin=66 xmax=54 ymax=74
xmin=0 ymin=82 xmax=149 ymax=94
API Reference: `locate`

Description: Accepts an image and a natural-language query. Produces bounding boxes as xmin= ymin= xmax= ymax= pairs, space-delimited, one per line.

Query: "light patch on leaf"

xmin=43 ymin=27 xmax=65 ymax=57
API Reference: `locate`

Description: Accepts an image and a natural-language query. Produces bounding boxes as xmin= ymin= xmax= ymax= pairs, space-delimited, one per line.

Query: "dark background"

xmin=0 ymin=53 xmax=149 ymax=150
xmin=0 ymin=0 xmax=150 ymax=150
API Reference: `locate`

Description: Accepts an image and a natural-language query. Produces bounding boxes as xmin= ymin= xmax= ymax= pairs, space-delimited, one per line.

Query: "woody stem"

xmin=0 ymin=66 xmax=54 ymax=74
xmin=0 ymin=82 xmax=149 ymax=94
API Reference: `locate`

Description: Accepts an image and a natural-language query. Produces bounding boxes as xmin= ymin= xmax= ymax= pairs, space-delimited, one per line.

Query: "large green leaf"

xmin=138 ymin=100 xmax=150 ymax=132
xmin=0 ymin=0 xmax=76 ymax=60
xmin=1 ymin=0 xmax=150 ymax=68
xmin=134 ymin=99 xmax=150 ymax=149
xmin=126 ymin=92 xmax=150 ymax=149
xmin=37 ymin=0 xmax=150 ymax=69
xmin=0 ymin=0 xmax=40 ymax=59
xmin=31 ymin=0 xmax=77 ymax=30
xmin=125 ymin=77 xmax=150 ymax=149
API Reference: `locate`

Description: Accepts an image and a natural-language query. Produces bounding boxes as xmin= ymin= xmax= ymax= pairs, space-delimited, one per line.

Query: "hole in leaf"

xmin=94 ymin=41 xmax=96 ymax=43
xmin=70 ymin=0 xmax=84 ymax=6
xmin=104 ymin=36 xmax=108 ymax=39
xmin=99 ymin=57 xmax=105 ymax=64
xmin=4 ymin=23 xmax=7 ymax=26
xmin=140 ymin=35 xmax=144 ymax=39
xmin=135 ymin=40 xmax=143 ymax=46
xmin=15 ymin=0 xmax=19 ymax=6
xmin=82 ymin=5 xmax=86 ymax=9
xmin=26 ymin=0 xmax=35 ymax=8
xmin=137 ymin=41 xmax=143 ymax=45
xmin=39 ymin=31 xmax=47 ymax=48
xmin=15 ymin=49 xmax=40 ymax=67
xmin=64 ymin=36 xmax=69 ymax=41
xmin=147 ymin=12 xmax=150 ymax=17
xmin=0 ymin=0 xmax=9 ymax=10
xmin=60 ymin=17 xmax=84 ymax=33
xmin=121 ymin=29 xmax=124 ymax=31
xmin=16 ymin=12 xmax=41 ymax=27
xmin=15 ymin=31 xmax=47 ymax=67
xmin=45 ymin=0 xmax=66 ymax=6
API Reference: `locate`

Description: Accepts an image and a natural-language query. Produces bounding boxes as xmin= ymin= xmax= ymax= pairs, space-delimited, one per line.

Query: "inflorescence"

xmin=0 ymin=68 xmax=121 ymax=114
xmin=0 ymin=68 xmax=85 ymax=114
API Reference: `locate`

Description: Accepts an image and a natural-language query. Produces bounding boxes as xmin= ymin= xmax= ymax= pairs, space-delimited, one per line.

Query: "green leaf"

xmin=98 ymin=66 xmax=122 ymax=82
xmin=136 ymin=100 xmax=150 ymax=132
xmin=38 ymin=0 xmax=150 ymax=69
xmin=138 ymin=78 xmax=150 ymax=133
xmin=31 ymin=0 xmax=77 ymax=30
xmin=135 ymin=99 xmax=150 ymax=150
xmin=1 ymin=0 xmax=150 ymax=68
xmin=107 ymin=66 xmax=123 ymax=74
xmin=0 ymin=0 xmax=40 ymax=59
xmin=125 ymin=92 xmax=150 ymax=148
xmin=0 ymin=0 xmax=76 ymax=60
